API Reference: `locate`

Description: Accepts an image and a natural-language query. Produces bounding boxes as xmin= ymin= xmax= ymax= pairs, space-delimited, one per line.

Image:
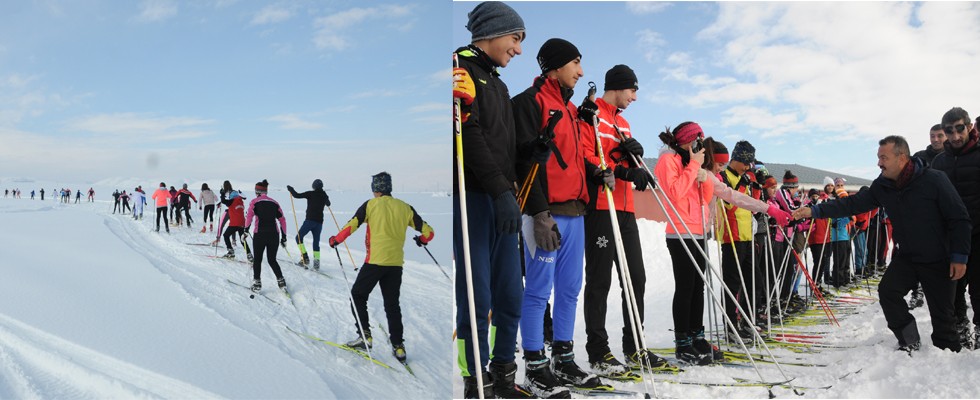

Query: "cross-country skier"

xmin=88 ymin=187 xmax=95 ymax=202
xmin=213 ymin=181 xmax=252 ymax=262
xmin=39 ymin=188 xmax=44 ymax=201
xmin=112 ymin=189 xmax=121 ymax=213
xmin=131 ymin=187 xmax=146 ymax=220
xmin=152 ymin=182 xmax=171 ymax=233
xmin=75 ymin=189 xmax=81 ymax=204
xmin=199 ymin=183 xmax=218 ymax=233
xmin=287 ymin=179 xmax=330 ymax=270
xmin=175 ymin=183 xmax=197 ymax=228
xmin=244 ymin=179 xmax=288 ymax=293
xmin=120 ymin=190 xmax=131 ymax=214
xmin=328 ymin=172 xmax=433 ymax=365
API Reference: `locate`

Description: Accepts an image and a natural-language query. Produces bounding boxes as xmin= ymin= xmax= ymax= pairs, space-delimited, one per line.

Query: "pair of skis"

xmin=284 ymin=325 xmax=414 ymax=376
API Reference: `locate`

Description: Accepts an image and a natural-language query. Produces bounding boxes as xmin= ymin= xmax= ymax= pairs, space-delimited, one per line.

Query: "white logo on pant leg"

xmin=536 ymin=256 xmax=555 ymax=263
xmin=596 ymin=236 xmax=608 ymax=248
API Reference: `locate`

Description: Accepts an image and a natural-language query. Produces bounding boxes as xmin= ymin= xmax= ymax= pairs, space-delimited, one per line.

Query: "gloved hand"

xmin=287 ymin=185 xmax=295 ymax=193
xmin=280 ymin=232 xmax=288 ymax=247
xmin=452 ymin=67 xmax=475 ymax=106
xmin=493 ymin=192 xmax=521 ymax=234
xmin=325 ymin=194 xmax=331 ymax=207
xmin=577 ymin=97 xmax=599 ymax=126
xmin=329 ymin=236 xmax=340 ymax=248
xmin=613 ymin=166 xmax=650 ymax=191
xmin=696 ymin=168 xmax=708 ymax=183
xmin=532 ymin=211 xmax=561 ymax=252
xmin=413 ymin=235 xmax=430 ymax=247
xmin=766 ymin=204 xmax=791 ymax=228
xmin=594 ymin=168 xmax=615 ymax=191
xmin=619 ymin=137 xmax=644 ymax=157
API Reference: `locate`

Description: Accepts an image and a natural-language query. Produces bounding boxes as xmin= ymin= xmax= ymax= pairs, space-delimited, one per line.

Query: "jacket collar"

xmin=534 ymin=75 xmax=575 ymax=104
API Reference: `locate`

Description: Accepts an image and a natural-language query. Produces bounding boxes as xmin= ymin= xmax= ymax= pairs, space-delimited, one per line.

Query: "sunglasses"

xmin=943 ymin=124 xmax=967 ymax=135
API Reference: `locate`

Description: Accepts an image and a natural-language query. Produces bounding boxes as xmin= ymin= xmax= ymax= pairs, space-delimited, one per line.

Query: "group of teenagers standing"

xmin=452 ymin=2 xmax=978 ymax=399
xmin=141 ymin=174 xmax=435 ymax=364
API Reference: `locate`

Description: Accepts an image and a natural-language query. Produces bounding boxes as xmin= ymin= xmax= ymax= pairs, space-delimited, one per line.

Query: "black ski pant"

xmin=667 ymin=237 xmax=707 ymax=338
xmin=350 ymin=263 xmax=404 ymax=345
xmin=113 ymin=200 xmax=120 ymax=213
xmin=583 ymin=210 xmax=646 ymax=362
xmin=878 ymin=257 xmax=960 ymax=351
xmin=809 ymin=243 xmax=832 ymax=287
xmin=223 ymin=226 xmax=249 ymax=252
xmin=122 ymin=200 xmax=130 ymax=213
xmin=203 ymin=204 xmax=215 ymax=224
xmin=180 ymin=204 xmax=193 ymax=226
xmin=251 ymin=231 xmax=284 ymax=282
xmin=155 ymin=206 xmax=169 ymax=231
xmin=721 ymin=241 xmax=754 ymax=325
xmin=953 ymin=235 xmax=980 ymax=325
xmin=831 ymin=240 xmax=850 ymax=287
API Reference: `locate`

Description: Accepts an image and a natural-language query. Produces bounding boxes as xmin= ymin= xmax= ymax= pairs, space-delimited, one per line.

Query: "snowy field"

xmin=0 ymin=178 xmax=451 ymax=399
xmin=452 ymin=218 xmax=980 ymax=399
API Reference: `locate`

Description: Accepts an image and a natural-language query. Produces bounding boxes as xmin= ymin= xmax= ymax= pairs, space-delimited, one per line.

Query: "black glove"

xmin=280 ymin=232 xmax=288 ymax=246
xmin=614 ymin=166 xmax=650 ymax=191
xmin=413 ymin=235 xmax=425 ymax=247
xmin=532 ymin=211 xmax=561 ymax=252
xmin=493 ymin=192 xmax=521 ymax=234
xmin=325 ymin=194 xmax=331 ymax=207
xmin=287 ymin=185 xmax=295 ymax=193
xmin=577 ymin=97 xmax=598 ymax=126
xmin=593 ymin=168 xmax=615 ymax=191
xmin=619 ymin=137 xmax=644 ymax=157
xmin=528 ymin=110 xmax=563 ymax=164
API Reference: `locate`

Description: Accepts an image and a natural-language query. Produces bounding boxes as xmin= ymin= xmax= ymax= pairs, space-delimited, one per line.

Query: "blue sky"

xmin=453 ymin=1 xmax=980 ymax=180
xmin=0 ymin=0 xmax=448 ymax=191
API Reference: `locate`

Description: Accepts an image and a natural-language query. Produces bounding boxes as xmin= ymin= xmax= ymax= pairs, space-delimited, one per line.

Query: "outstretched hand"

xmin=792 ymin=206 xmax=812 ymax=220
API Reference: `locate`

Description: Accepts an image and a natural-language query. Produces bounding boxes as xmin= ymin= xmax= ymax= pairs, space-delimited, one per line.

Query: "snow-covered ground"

xmin=452 ymin=219 xmax=980 ymax=399
xmin=0 ymin=178 xmax=451 ymax=399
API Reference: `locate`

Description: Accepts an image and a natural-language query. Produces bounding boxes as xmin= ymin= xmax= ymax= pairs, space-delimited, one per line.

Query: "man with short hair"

xmin=719 ymin=140 xmax=762 ymax=343
xmin=931 ymin=107 xmax=980 ymax=350
xmin=794 ymin=135 xmax=970 ymax=353
xmin=913 ymin=124 xmax=947 ymax=165
xmin=453 ymin=2 xmax=533 ymax=398
xmin=578 ymin=64 xmax=676 ymax=379
xmin=513 ymin=37 xmax=610 ymax=397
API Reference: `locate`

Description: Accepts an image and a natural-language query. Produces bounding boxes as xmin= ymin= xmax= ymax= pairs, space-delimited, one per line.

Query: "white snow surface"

xmin=452 ymin=218 xmax=980 ymax=399
xmin=0 ymin=179 xmax=451 ymax=399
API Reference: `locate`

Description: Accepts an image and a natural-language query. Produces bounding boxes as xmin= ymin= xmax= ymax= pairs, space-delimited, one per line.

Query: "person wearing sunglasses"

xmin=931 ymin=107 xmax=980 ymax=350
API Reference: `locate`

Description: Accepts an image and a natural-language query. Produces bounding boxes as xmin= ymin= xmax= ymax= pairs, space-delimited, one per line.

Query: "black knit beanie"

xmin=604 ymin=64 xmax=638 ymax=91
xmin=537 ymin=38 xmax=581 ymax=73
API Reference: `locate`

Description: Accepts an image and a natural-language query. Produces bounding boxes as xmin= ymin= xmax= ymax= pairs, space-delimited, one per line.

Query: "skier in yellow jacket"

xmin=328 ymin=172 xmax=435 ymax=363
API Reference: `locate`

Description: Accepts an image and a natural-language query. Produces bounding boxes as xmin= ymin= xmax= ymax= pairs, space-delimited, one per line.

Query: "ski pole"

xmin=288 ymin=192 xmax=304 ymax=264
xmin=415 ymin=235 xmax=450 ymax=281
xmin=331 ymin=237 xmax=378 ymax=365
xmin=453 ymin=52 xmax=485 ymax=400
xmin=328 ymin=206 xmax=359 ymax=271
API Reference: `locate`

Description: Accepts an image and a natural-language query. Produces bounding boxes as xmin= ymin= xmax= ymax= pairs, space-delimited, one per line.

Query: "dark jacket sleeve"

xmin=294 ymin=190 xmax=311 ymax=199
xmin=811 ymin=185 xmax=880 ymax=219
xmin=460 ymin=63 xmax=512 ymax=198
xmin=512 ymin=90 xmax=548 ymax=216
xmin=934 ymin=171 xmax=972 ymax=263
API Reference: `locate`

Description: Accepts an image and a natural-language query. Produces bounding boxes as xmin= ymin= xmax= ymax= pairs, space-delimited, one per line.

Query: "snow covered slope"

xmin=0 ymin=184 xmax=451 ymax=399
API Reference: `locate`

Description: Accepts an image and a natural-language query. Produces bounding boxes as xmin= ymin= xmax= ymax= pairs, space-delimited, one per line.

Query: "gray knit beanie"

xmin=467 ymin=1 xmax=525 ymax=42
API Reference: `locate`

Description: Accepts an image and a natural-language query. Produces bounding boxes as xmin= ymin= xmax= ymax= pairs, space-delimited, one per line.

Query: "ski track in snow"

xmin=0 ymin=188 xmax=451 ymax=399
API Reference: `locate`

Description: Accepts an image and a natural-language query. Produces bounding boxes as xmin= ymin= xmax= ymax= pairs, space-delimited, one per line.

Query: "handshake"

xmin=791 ymin=207 xmax=812 ymax=220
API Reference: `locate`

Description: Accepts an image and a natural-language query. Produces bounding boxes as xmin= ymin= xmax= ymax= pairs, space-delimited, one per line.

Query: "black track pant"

xmin=203 ymin=204 xmax=215 ymax=224
xmin=667 ymin=237 xmax=707 ymax=337
xmin=953 ymin=236 xmax=980 ymax=325
xmin=155 ymin=206 xmax=169 ymax=231
xmin=721 ymin=241 xmax=754 ymax=324
xmin=878 ymin=257 xmax=959 ymax=351
xmin=251 ymin=232 xmax=283 ymax=282
xmin=809 ymin=243 xmax=832 ymax=286
xmin=832 ymin=240 xmax=850 ymax=287
xmin=583 ymin=210 xmax=645 ymax=362
xmin=223 ymin=226 xmax=250 ymax=253
xmin=350 ymin=263 xmax=404 ymax=345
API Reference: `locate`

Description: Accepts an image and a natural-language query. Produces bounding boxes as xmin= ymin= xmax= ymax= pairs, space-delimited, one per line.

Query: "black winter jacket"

xmin=811 ymin=157 xmax=971 ymax=265
xmin=931 ymin=129 xmax=980 ymax=237
xmin=288 ymin=187 xmax=330 ymax=223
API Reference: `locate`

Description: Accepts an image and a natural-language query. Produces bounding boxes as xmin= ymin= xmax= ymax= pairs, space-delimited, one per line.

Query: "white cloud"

xmin=687 ymin=2 xmax=980 ymax=151
xmin=626 ymin=2 xmax=671 ymax=15
xmin=635 ymin=29 xmax=667 ymax=63
xmin=313 ymin=5 xmax=413 ymax=51
xmin=135 ymin=0 xmax=178 ymax=23
xmin=251 ymin=4 xmax=293 ymax=25
xmin=407 ymin=103 xmax=443 ymax=113
xmin=266 ymin=114 xmax=324 ymax=130
xmin=67 ymin=113 xmax=214 ymax=140
xmin=720 ymin=105 xmax=801 ymax=138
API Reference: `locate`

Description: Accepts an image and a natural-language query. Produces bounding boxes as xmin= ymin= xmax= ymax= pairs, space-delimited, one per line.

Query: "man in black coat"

xmin=931 ymin=107 xmax=980 ymax=349
xmin=793 ymin=135 xmax=971 ymax=352
xmin=912 ymin=123 xmax=946 ymax=165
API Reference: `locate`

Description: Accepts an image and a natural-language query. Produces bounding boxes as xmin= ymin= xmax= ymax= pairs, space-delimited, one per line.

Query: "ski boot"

xmin=957 ymin=318 xmax=973 ymax=350
xmin=590 ymin=353 xmax=636 ymax=381
xmin=250 ymin=279 xmax=261 ymax=292
xmin=247 ymin=253 xmax=254 ymax=263
xmin=908 ymin=288 xmax=925 ymax=310
xmin=489 ymin=361 xmax=536 ymax=398
xmin=675 ymin=334 xmax=711 ymax=366
xmin=692 ymin=328 xmax=724 ymax=362
xmin=346 ymin=335 xmax=373 ymax=350
xmin=297 ymin=254 xmax=309 ymax=270
xmin=462 ymin=372 xmax=494 ymax=399
xmin=277 ymin=278 xmax=287 ymax=291
xmin=727 ymin=322 xmax=756 ymax=345
xmin=392 ymin=343 xmax=406 ymax=362
xmin=523 ymin=349 xmax=570 ymax=399
xmin=627 ymin=348 xmax=679 ymax=372
xmin=222 ymin=249 xmax=235 ymax=259
xmin=312 ymin=259 xmax=320 ymax=270
xmin=551 ymin=341 xmax=602 ymax=389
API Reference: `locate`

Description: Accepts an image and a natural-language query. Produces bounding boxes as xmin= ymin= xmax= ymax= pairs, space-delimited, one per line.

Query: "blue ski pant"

xmin=853 ymin=231 xmax=867 ymax=273
xmin=521 ymin=214 xmax=584 ymax=352
xmin=296 ymin=220 xmax=323 ymax=252
xmin=453 ymin=191 xmax=523 ymax=377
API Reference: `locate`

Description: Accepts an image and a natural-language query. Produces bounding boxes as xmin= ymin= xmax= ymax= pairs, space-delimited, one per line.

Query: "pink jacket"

xmin=654 ymin=150 xmax=713 ymax=237
xmin=151 ymin=187 xmax=170 ymax=207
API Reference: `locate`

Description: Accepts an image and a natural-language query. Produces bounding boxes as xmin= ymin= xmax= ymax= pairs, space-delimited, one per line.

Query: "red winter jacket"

xmin=581 ymin=98 xmax=635 ymax=213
